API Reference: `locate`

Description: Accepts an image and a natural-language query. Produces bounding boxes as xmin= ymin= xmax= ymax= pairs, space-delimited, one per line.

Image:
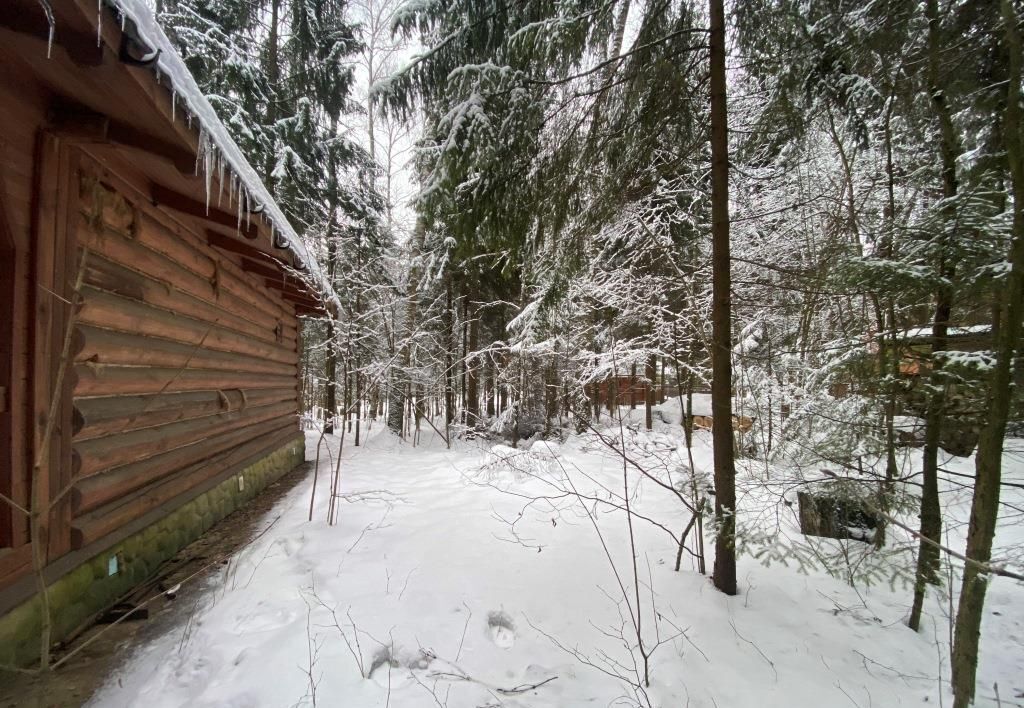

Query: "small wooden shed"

xmin=0 ymin=1 xmax=330 ymax=664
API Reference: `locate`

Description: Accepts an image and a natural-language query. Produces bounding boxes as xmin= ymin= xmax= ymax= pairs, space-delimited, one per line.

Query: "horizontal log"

xmin=74 ymin=388 xmax=297 ymax=440
xmin=78 ymin=286 xmax=298 ymax=366
xmin=77 ymin=215 xmax=294 ymax=329
xmin=74 ymin=362 xmax=297 ymax=397
xmin=76 ymin=326 xmax=297 ymax=377
xmin=74 ymin=400 xmax=295 ymax=478
xmin=0 ymin=546 xmax=33 ymax=591
xmin=72 ymin=415 xmax=298 ymax=515
xmin=280 ymin=290 xmax=324 ymax=312
xmin=83 ymin=254 xmax=297 ymax=345
xmin=265 ymin=276 xmax=317 ymax=299
xmin=0 ymin=13 xmax=104 ymax=66
xmin=133 ymin=212 xmax=295 ymax=322
xmin=51 ymin=102 xmax=195 ymax=173
xmin=242 ymin=258 xmax=303 ymax=285
xmin=71 ymin=426 xmax=301 ymax=548
xmin=207 ymin=229 xmax=297 ymax=270
xmin=294 ymin=303 xmax=325 ymax=318
xmin=151 ymin=183 xmax=258 ymax=239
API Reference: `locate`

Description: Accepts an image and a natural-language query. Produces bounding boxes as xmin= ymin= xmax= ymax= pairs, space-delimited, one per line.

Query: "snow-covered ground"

xmin=90 ymin=404 xmax=1024 ymax=708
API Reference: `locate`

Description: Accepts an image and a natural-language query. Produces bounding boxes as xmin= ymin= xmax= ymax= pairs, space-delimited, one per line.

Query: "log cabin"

xmin=0 ymin=1 xmax=332 ymax=666
xmin=592 ymin=375 xmax=666 ymax=410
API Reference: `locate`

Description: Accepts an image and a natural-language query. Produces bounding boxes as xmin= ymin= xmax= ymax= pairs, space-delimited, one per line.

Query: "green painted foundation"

xmin=0 ymin=435 xmax=305 ymax=668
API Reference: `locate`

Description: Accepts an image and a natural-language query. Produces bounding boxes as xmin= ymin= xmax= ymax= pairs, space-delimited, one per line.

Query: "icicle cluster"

xmin=78 ymin=0 xmax=342 ymax=311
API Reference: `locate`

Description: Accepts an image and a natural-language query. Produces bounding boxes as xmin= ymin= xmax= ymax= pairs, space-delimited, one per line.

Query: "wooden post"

xmin=32 ymin=134 xmax=81 ymax=564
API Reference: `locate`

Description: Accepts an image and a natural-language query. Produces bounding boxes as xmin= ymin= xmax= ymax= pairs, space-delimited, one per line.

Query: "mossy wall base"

xmin=0 ymin=435 xmax=305 ymax=668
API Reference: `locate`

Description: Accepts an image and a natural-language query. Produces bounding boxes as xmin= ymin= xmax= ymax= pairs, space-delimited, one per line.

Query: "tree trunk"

xmin=660 ymin=356 xmax=667 ymax=404
xmin=876 ymin=97 xmax=900 ymax=550
xmin=354 ymin=371 xmax=362 ymax=446
xmin=645 ymin=354 xmax=655 ymax=430
xmin=630 ymin=361 xmax=637 ymax=409
xmin=466 ymin=293 xmax=480 ymax=424
xmin=951 ymin=3 xmax=1024 ymax=703
xmin=323 ymin=203 xmax=338 ymax=435
xmin=387 ymin=375 xmax=404 ymax=436
xmin=445 ymin=278 xmax=455 ymax=427
xmin=414 ymin=383 xmax=425 ymax=443
xmin=460 ymin=287 xmax=468 ymax=420
xmin=325 ymin=321 xmax=336 ymax=434
xmin=584 ymin=0 xmax=631 ymax=150
xmin=343 ymin=359 xmax=351 ymax=433
xmin=911 ymin=0 xmax=959 ymax=631
xmin=486 ymin=356 xmax=496 ymax=417
xmin=709 ymin=0 xmax=737 ymax=596
xmin=262 ymin=0 xmax=281 ymax=185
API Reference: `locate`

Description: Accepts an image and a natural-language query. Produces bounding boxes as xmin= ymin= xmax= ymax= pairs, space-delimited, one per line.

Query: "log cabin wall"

xmin=70 ymin=159 xmax=303 ymax=552
xmin=0 ymin=13 xmax=307 ymax=630
xmin=0 ymin=51 xmax=51 ymax=589
xmin=2 ymin=133 xmax=304 ymax=585
xmin=0 ymin=212 xmax=13 ymax=553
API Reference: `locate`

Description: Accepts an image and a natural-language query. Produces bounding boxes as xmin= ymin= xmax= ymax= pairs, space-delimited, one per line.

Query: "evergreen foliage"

xmin=158 ymin=0 xmax=1024 ymax=700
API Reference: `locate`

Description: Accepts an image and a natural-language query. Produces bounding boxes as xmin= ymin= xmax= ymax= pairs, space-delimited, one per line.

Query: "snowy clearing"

xmin=90 ymin=409 xmax=1024 ymax=708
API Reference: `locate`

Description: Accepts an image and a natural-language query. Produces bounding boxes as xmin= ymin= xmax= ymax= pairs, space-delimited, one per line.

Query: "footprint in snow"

xmin=487 ymin=610 xmax=516 ymax=649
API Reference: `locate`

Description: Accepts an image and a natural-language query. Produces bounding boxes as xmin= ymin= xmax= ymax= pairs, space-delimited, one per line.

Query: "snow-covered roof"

xmin=902 ymin=324 xmax=992 ymax=340
xmin=103 ymin=0 xmax=339 ymax=312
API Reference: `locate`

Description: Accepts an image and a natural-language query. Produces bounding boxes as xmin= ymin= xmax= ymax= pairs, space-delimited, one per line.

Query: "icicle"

xmin=237 ymin=188 xmax=244 ymax=229
xmin=38 ymin=1 xmax=55 ymax=59
xmin=194 ymin=127 xmax=204 ymax=179
xmin=203 ymin=139 xmax=213 ymax=215
xmin=121 ymin=11 xmax=126 ymax=30
xmin=217 ymin=153 xmax=226 ymax=208
xmin=97 ymin=0 xmax=102 ymax=47
xmin=245 ymin=191 xmax=251 ymax=229
xmin=171 ymin=91 xmax=176 ymax=122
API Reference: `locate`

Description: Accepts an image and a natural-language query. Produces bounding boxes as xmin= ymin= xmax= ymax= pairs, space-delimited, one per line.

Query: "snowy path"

xmin=90 ymin=423 xmax=1023 ymax=708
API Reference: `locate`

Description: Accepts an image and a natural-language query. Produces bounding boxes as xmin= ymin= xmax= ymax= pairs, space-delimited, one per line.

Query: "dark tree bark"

xmin=951 ymin=2 xmax=1024 ymax=703
xmin=466 ymin=294 xmax=480 ymax=424
xmin=645 ymin=354 xmax=656 ymax=431
xmin=262 ymin=0 xmax=281 ymax=184
xmin=325 ymin=321 xmax=336 ymax=434
xmin=354 ymin=370 xmax=362 ymax=446
xmin=911 ymin=0 xmax=959 ymax=632
xmin=630 ymin=362 xmax=637 ymax=409
xmin=486 ymin=356 xmax=496 ymax=417
xmin=343 ymin=359 xmax=351 ymax=433
xmin=386 ymin=376 xmax=404 ymax=436
xmin=874 ymin=96 xmax=900 ymax=550
xmin=460 ymin=287 xmax=468 ymax=418
xmin=322 ymin=155 xmax=339 ymax=437
xmin=709 ymin=0 xmax=737 ymax=596
xmin=444 ymin=278 xmax=455 ymax=427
